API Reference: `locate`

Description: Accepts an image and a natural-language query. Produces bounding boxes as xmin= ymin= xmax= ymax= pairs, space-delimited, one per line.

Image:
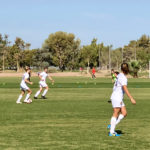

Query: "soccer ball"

xmin=28 ymin=99 xmax=32 ymax=103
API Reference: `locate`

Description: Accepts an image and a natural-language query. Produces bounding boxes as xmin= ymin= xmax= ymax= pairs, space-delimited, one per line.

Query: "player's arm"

xmin=111 ymin=74 xmax=114 ymax=83
xmin=123 ymin=85 xmax=136 ymax=104
xmin=48 ymin=75 xmax=54 ymax=84
xmin=39 ymin=75 xmax=44 ymax=81
xmin=25 ymin=78 xmax=33 ymax=85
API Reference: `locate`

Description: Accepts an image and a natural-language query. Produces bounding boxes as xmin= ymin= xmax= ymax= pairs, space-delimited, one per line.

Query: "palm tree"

xmin=129 ymin=60 xmax=140 ymax=78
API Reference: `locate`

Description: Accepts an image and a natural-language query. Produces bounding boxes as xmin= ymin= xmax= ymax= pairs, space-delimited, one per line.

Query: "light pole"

xmin=0 ymin=43 xmax=5 ymax=72
xmin=135 ymin=42 xmax=137 ymax=60
xmin=121 ymin=47 xmax=123 ymax=63
xmin=149 ymin=60 xmax=150 ymax=78
xmin=99 ymin=47 xmax=101 ymax=69
xmin=109 ymin=46 xmax=112 ymax=70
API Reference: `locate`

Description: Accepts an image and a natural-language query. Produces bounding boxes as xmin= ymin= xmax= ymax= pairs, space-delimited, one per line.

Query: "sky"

xmin=0 ymin=0 xmax=150 ymax=49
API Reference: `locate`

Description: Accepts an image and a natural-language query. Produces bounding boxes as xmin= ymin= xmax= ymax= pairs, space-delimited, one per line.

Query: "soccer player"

xmin=111 ymin=69 xmax=117 ymax=83
xmin=114 ymin=71 xmax=119 ymax=77
xmin=108 ymin=63 xmax=136 ymax=136
xmin=34 ymin=67 xmax=54 ymax=99
xmin=16 ymin=67 xmax=33 ymax=104
xmin=108 ymin=71 xmax=120 ymax=103
xmin=92 ymin=67 xmax=96 ymax=79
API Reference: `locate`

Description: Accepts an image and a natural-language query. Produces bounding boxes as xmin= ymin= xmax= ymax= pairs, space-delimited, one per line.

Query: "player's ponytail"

xmin=24 ymin=66 xmax=31 ymax=71
xmin=24 ymin=66 xmax=31 ymax=81
xmin=121 ymin=63 xmax=129 ymax=75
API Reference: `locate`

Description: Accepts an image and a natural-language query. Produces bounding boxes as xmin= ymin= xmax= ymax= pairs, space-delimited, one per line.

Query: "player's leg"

xmin=41 ymin=86 xmax=48 ymax=99
xmin=109 ymin=107 xmax=121 ymax=136
xmin=92 ymin=73 xmax=94 ymax=79
xmin=16 ymin=90 xmax=25 ymax=104
xmin=116 ymin=106 xmax=127 ymax=125
xmin=24 ymin=88 xmax=32 ymax=103
xmin=34 ymin=87 xmax=43 ymax=99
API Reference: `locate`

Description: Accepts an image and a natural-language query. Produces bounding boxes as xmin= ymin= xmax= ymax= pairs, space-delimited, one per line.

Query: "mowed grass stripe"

xmin=0 ymin=77 xmax=150 ymax=149
xmin=0 ymin=77 xmax=150 ymax=88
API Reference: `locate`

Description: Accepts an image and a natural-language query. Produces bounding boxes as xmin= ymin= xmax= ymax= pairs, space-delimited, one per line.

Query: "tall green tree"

xmin=136 ymin=35 xmax=150 ymax=69
xmin=14 ymin=37 xmax=26 ymax=71
xmin=111 ymin=48 xmax=122 ymax=69
xmin=97 ymin=44 xmax=110 ymax=69
xmin=79 ymin=38 xmax=98 ymax=68
xmin=42 ymin=31 xmax=80 ymax=71
xmin=22 ymin=49 xmax=36 ymax=67
xmin=0 ymin=34 xmax=10 ymax=71
xmin=32 ymin=49 xmax=51 ymax=69
xmin=129 ymin=60 xmax=141 ymax=78
xmin=8 ymin=37 xmax=31 ymax=71
xmin=79 ymin=39 xmax=112 ymax=70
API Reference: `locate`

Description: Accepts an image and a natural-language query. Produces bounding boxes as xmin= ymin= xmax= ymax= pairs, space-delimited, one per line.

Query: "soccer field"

xmin=0 ymin=77 xmax=150 ymax=150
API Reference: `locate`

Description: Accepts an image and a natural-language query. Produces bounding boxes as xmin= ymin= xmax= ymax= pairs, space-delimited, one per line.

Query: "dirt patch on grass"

xmin=0 ymin=71 xmax=111 ymax=78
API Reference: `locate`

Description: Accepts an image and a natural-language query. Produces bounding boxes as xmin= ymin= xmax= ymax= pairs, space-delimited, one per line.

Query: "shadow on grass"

xmin=115 ymin=130 xmax=125 ymax=134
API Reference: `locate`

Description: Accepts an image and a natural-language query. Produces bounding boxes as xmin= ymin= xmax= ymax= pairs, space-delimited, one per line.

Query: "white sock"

xmin=42 ymin=89 xmax=48 ymax=96
xmin=17 ymin=94 xmax=23 ymax=102
xmin=35 ymin=90 xmax=41 ymax=97
xmin=24 ymin=94 xmax=30 ymax=102
xmin=116 ymin=114 xmax=124 ymax=125
xmin=110 ymin=117 xmax=117 ymax=134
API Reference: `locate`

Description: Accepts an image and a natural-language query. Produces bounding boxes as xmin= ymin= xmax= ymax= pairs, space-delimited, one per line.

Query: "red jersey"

xmin=92 ymin=68 xmax=96 ymax=74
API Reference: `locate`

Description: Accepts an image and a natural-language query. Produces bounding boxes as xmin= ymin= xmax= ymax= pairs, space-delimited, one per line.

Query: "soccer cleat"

xmin=109 ymin=132 xmax=121 ymax=137
xmin=41 ymin=96 xmax=47 ymax=99
xmin=108 ymin=100 xmax=111 ymax=103
xmin=24 ymin=100 xmax=32 ymax=104
xmin=34 ymin=96 xmax=37 ymax=99
xmin=107 ymin=124 xmax=111 ymax=129
xmin=16 ymin=101 xmax=22 ymax=104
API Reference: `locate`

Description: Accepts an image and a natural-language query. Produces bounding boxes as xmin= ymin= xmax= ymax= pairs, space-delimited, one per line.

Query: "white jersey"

xmin=111 ymin=73 xmax=127 ymax=101
xmin=39 ymin=71 xmax=48 ymax=82
xmin=20 ymin=72 xmax=29 ymax=88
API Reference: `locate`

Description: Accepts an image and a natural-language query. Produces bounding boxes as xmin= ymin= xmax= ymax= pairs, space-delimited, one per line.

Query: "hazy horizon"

xmin=1 ymin=0 xmax=150 ymax=49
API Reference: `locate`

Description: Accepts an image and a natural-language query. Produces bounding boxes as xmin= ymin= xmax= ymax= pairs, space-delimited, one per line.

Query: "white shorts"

xmin=20 ymin=84 xmax=29 ymax=91
xmin=111 ymin=98 xmax=125 ymax=108
xmin=39 ymin=81 xmax=48 ymax=88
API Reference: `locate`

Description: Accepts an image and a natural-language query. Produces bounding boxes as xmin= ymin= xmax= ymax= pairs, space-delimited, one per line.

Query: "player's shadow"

xmin=115 ymin=130 xmax=125 ymax=134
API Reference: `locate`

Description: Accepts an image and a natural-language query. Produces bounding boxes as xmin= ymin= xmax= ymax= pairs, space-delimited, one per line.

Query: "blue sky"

xmin=0 ymin=0 xmax=150 ymax=49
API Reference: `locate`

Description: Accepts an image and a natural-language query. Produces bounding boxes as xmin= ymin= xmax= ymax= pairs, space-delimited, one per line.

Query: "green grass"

xmin=0 ymin=77 xmax=150 ymax=150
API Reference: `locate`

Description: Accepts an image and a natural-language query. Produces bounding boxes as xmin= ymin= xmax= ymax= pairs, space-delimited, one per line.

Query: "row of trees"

xmin=112 ymin=35 xmax=150 ymax=70
xmin=0 ymin=32 xmax=150 ymax=73
xmin=0 ymin=35 xmax=36 ymax=72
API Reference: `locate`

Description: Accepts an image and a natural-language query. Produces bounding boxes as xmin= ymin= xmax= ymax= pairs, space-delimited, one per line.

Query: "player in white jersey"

xmin=16 ymin=67 xmax=33 ymax=104
xmin=34 ymin=67 xmax=54 ymax=99
xmin=108 ymin=71 xmax=120 ymax=103
xmin=108 ymin=63 xmax=136 ymax=136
